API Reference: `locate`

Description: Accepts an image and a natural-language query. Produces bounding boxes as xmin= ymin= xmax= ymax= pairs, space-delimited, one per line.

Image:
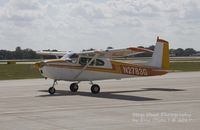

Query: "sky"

xmin=0 ymin=0 xmax=200 ymax=51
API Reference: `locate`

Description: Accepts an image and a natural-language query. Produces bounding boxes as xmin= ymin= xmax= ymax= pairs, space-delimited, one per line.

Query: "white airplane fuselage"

xmin=38 ymin=57 xmax=168 ymax=82
xmin=39 ymin=58 xmax=132 ymax=81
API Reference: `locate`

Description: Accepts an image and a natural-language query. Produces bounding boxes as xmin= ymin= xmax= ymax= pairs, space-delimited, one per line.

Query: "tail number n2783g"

xmin=121 ymin=66 xmax=148 ymax=76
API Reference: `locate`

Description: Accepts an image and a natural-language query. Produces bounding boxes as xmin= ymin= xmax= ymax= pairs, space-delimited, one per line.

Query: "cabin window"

xmin=96 ymin=59 xmax=104 ymax=66
xmin=79 ymin=57 xmax=104 ymax=66
xmin=69 ymin=53 xmax=78 ymax=59
xmin=79 ymin=57 xmax=94 ymax=66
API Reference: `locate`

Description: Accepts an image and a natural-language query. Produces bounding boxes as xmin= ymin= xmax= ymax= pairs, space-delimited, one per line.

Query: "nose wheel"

xmin=48 ymin=80 xmax=57 ymax=95
xmin=91 ymin=84 xmax=100 ymax=94
xmin=48 ymin=87 xmax=56 ymax=94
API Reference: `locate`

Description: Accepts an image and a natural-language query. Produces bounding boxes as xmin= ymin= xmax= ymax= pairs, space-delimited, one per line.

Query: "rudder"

xmin=148 ymin=37 xmax=169 ymax=70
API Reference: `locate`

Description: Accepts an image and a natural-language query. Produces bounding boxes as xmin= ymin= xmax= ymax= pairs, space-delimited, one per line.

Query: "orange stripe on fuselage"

xmin=45 ymin=59 xmax=66 ymax=63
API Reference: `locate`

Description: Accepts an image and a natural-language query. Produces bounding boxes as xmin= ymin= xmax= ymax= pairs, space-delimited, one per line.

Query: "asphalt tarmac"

xmin=0 ymin=72 xmax=200 ymax=130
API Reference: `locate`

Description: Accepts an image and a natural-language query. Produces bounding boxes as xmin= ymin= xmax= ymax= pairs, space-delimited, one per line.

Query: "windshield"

xmin=61 ymin=53 xmax=78 ymax=60
xmin=61 ymin=53 xmax=79 ymax=64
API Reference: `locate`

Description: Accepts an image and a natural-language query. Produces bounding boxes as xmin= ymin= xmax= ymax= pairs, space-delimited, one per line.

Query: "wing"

xmin=36 ymin=51 xmax=67 ymax=59
xmin=77 ymin=47 xmax=153 ymax=58
xmin=36 ymin=47 xmax=153 ymax=59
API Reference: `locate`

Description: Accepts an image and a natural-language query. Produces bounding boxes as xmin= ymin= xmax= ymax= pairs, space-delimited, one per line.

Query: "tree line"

xmin=0 ymin=47 xmax=40 ymax=60
xmin=169 ymin=48 xmax=197 ymax=56
xmin=135 ymin=45 xmax=198 ymax=57
xmin=0 ymin=46 xmax=199 ymax=60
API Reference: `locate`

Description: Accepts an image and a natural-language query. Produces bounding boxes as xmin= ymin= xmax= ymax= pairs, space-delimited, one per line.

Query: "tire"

xmin=91 ymin=84 xmax=100 ymax=94
xmin=70 ymin=83 xmax=79 ymax=92
xmin=48 ymin=87 xmax=56 ymax=94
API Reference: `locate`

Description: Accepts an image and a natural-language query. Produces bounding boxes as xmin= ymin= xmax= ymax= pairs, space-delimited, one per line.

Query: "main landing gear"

xmin=91 ymin=84 xmax=100 ymax=94
xmin=70 ymin=83 xmax=79 ymax=92
xmin=48 ymin=80 xmax=100 ymax=95
xmin=69 ymin=81 xmax=100 ymax=94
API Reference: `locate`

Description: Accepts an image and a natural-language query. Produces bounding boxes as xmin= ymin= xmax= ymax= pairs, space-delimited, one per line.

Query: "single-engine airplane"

xmin=35 ymin=37 xmax=169 ymax=94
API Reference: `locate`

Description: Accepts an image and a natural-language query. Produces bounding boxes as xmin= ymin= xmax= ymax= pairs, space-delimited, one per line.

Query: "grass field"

xmin=0 ymin=64 xmax=42 ymax=80
xmin=0 ymin=62 xmax=200 ymax=80
xmin=170 ymin=62 xmax=200 ymax=72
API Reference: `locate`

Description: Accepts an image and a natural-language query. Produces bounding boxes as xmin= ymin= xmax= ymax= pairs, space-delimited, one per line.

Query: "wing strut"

xmin=73 ymin=53 xmax=99 ymax=80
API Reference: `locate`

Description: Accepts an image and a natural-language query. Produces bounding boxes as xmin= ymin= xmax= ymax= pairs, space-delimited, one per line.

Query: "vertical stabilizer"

xmin=148 ymin=37 xmax=169 ymax=70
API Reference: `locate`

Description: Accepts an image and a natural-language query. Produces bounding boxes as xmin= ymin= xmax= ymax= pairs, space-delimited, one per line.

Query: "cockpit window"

xmin=61 ymin=53 xmax=78 ymax=60
xmin=79 ymin=57 xmax=104 ymax=66
xmin=79 ymin=57 xmax=88 ymax=65
xmin=96 ymin=59 xmax=104 ymax=66
xmin=61 ymin=53 xmax=79 ymax=64
xmin=61 ymin=54 xmax=69 ymax=60
xmin=79 ymin=57 xmax=94 ymax=66
xmin=69 ymin=53 xmax=79 ymax=59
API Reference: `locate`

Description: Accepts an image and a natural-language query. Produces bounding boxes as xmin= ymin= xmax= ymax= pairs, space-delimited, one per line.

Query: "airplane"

xmin=35 ymin=37 xmax=169 ymax=94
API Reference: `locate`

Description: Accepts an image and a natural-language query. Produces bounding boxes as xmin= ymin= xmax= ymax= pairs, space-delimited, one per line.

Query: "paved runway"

xmin=0 ymin=72 xmax=200 ymax=130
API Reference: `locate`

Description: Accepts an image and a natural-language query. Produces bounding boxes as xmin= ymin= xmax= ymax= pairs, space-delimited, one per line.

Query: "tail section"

xmin=148 ymin=37 xmax=169 ymax=70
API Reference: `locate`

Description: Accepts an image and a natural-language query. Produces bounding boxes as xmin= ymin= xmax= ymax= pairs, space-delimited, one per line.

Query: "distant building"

xmin=192 ymin=51 xmax=200 ymax=56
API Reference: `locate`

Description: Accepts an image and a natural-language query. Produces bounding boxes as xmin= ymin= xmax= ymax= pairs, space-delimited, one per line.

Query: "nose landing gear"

xmin=48 ymin=87 xmax=56 ymax=94
xmin=48 ymin=80 xmax=57 ymax=94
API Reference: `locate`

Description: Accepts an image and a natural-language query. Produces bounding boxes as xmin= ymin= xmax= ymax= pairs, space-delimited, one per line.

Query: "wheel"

xmin=48 ymin=87 xmax=56 ymax=94
xmin=91 ymin=84 xmax=100 ymax=94
xmin=70 ymin=83 xmax=79 ymax=92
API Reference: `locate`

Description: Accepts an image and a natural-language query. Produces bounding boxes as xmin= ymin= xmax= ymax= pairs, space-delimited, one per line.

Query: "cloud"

xmin=0 ymin=0 xmax=200 ymax=51
xmin=0 ymin=0 xmax=47 ymax=26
